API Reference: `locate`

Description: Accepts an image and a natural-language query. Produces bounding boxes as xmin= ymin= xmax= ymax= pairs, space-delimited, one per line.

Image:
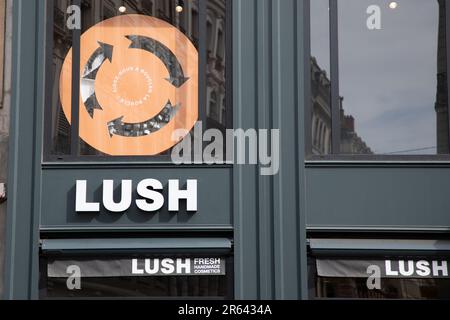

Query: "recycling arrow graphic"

xmin=108 ymin=100 xmax=180 ymax=137
xmin=60 ymin=14 xmax=199 ymax=156
xmin=80 ymin=35 xmax=189 ymax=137
xmin=81 ymin=41 xmax=113 ymax=118
xmin=126 ymin=35 xmax=190 ymax=88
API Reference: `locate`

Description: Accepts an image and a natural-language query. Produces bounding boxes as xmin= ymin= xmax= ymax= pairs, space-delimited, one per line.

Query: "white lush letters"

xmin=75 ymin=179 xmax=198 ymax=213
xmin=136 ymin=179 xmax=164 ymax=212
xmin=75 ymin=180 xmax=100 ymax=212
xmin=432 ymin=261 xmax=448 ymax=277
xmin=103 ymin=179 xmax=133 ymax=213
xmin=385 ymin=260 xmax=449 ymax=277
xmin=168 ymin=179 xmax=198 ymax=212
xmin=416 ymin=260 xmax=431 ymax=277
xmin=132 ymin=258 xmax=192 ymax=275
xmin=385 ymin=260 xmax=398 ymax=276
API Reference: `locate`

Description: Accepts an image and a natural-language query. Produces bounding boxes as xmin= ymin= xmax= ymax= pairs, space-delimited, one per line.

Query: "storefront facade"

xmin=2 ymin=0 xmax=450 ymax=300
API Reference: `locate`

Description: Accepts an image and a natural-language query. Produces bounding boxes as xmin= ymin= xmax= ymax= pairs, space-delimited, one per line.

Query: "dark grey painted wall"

xmin=3 ymin=0 xmax=43 ymax=299
xmin=306 ymin=165 xmax=450 ymax=231
xmin=232 ymin=0 xmax=308 ymax=299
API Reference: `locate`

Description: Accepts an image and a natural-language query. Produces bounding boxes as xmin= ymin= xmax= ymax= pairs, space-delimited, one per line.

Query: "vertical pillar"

xmin=3 ymin=0 xmax=43 ymax=299
xmin=233 ymin=0 xmax=308 ymax=299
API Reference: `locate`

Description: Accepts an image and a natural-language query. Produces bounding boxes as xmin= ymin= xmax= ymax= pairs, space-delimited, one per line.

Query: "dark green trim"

xmin=3 ymin=0 xmax=43 ymax=300
xmin=41 ymin=238 xmax=232 ymax=252
xmin=306 ymin=160 xmax=450 ymax=168
xmin=308 ymin=226 xmax=450 ymax=233
xmin=309 ymin=239 xmax=450 ymax=251
xmin=41 ymin=163 xmax=234 ymax=170
xmin=40 ymin=226 xmax=234 ymax=233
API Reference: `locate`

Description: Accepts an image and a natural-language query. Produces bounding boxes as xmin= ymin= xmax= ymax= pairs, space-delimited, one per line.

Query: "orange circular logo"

xmin=60 ymin=14 xmax=199 ymax=155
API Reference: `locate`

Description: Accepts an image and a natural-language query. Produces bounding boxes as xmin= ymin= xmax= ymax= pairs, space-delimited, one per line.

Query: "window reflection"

xmin=311 ymin=0 xmax=332 ymax=155
xmin=206 ymin=0 xmax=227 ymax=133
xmin=45 ymin=276 xmax=228 ymax=298
xmin=311 ymin=0 xmax=449 ymax=156
xmin=315 ymin=277 xmax=450 ymax=299
xmin=309 ymin=256 xmax=450 ymax=300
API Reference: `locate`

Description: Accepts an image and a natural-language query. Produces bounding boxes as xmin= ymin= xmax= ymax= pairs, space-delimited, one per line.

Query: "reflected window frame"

xmin=305 ymin=0 xmax=450 ymax=161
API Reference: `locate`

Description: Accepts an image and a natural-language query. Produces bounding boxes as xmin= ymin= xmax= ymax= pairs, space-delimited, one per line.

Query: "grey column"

xmin=3 ymin=0 xmax=44 ymax=299
xmin=233 ymin=0 xmax=308 ymax=299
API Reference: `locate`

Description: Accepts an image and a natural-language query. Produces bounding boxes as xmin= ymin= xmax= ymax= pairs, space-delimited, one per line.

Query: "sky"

xmin=311 ymin=0 xmax=440 ymax=154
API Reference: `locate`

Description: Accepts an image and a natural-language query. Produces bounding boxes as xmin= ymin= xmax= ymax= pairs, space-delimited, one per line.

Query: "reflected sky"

xmin=312 ymin=0 xmax=441 ymax=155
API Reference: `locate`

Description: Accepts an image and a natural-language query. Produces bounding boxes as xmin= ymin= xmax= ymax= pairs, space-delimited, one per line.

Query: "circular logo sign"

xmin=60 ymin=14 xmax=199 ymax=155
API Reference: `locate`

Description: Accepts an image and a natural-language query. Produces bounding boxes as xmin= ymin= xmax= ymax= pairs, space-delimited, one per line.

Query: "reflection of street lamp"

xmin=176 ymin=0 xmax=184 ymax=13
xmin=389 ymin=2 xmax=398 ymax=9
xmin=0 ymin=183 xmax=6 ymax=204
xmin=119 ymin=1 xmax=127 ymax=13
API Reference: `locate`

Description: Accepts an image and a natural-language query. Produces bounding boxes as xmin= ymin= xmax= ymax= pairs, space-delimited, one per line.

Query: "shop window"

xmin=308 ymin=0 xmax=450 ymax=158
xmin=45 ymin=0 xmax=231 ymax=161
xmin=40 ymin=254 xmax=233 ymax=299
xmin=309 ymin=256 xmax=450 ymax=299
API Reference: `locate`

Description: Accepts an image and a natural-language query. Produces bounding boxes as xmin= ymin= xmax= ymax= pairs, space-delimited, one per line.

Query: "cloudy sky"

xmin=311 ymin=0 xmax=441 ymax=154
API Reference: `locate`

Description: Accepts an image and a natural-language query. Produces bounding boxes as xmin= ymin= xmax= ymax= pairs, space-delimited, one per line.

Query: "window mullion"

xmin=329 ymin=0 xmax=340 ymax=154
xmin=43 ymin=0 xmax=55 ymax=161
xmin=199 ymin=0 xmax=207 ymax=130
xmin=304 ymin=0 xmax=312 ymax=156
xmin=70 ymin=0 xmax=81 ymax=157
xmin=225 ymin=0 xmax=233 ymax=130
xmin=445 ymin=0 xmax=450 ymax=153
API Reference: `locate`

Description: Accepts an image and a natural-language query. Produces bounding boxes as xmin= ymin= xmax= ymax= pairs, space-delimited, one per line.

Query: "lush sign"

xmin=75 ymin=179 xmax=198 ymax=213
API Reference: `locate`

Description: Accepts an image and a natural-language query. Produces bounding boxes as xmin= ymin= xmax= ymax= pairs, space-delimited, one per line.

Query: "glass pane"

xmin=48 ymin=0 xmax=229 ymax=159
xmin=51 ymin=1 xmax=73 ymax=156
xmin=40 ymin=255 xmax=232 ymax=299
xmin=45 ymin=276 xmax=228 ymax=298
xmin=206 ymin=0 xmax=227 ymax=132
xmin=311 ymin=0 xmax=332 ymax=155
xmin=76 ymin=0 xmax=199 ymax=156
xmin=309 ymin=256 xmax=450 ymax=300
xmin=316 ymin=277 xmax=450 ymax=299
xmin=338 ymin=0 xmax=446 ymax=155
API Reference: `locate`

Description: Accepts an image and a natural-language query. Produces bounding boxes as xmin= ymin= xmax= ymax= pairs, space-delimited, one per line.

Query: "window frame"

xmin=43 ymin=0 xmax=233 ymax=163
xmin=305 ymin=0 xmax=450 ymax=162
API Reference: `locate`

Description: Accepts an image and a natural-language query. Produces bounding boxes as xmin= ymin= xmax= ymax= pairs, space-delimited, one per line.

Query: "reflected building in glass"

xmin=311 ymin=57 xmax=372 ymax=155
